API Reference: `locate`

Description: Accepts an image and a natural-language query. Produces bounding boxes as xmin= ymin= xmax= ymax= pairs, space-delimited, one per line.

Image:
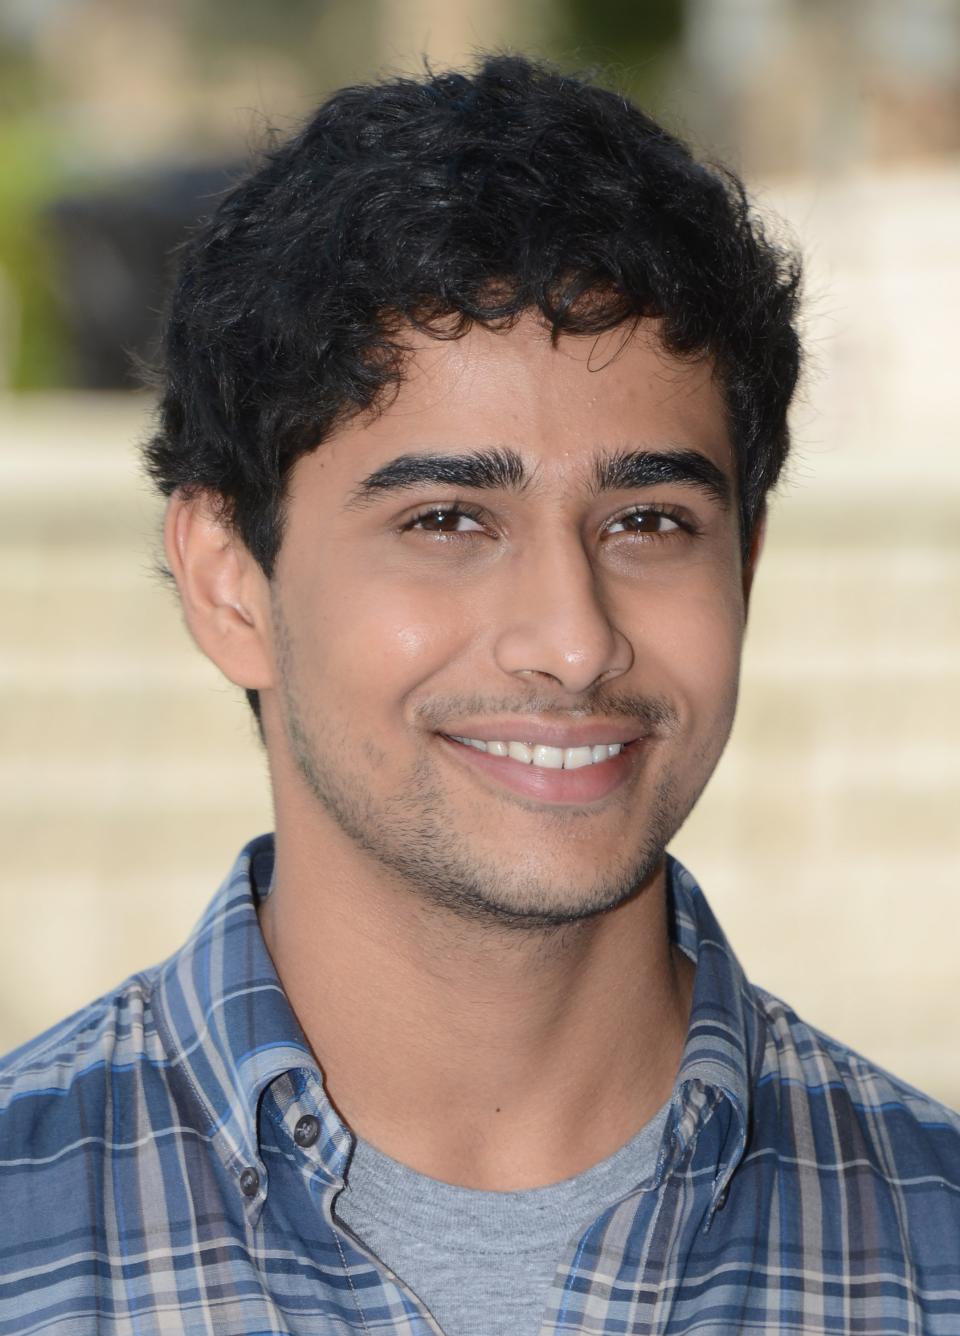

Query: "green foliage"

xmin=550 ymin=0 xmax=685 ymax=107
xmin=0 ymin=32 xmax=69 ymax=388
xmin=185 ymin=0 xmax=338 ymax=55
xmin=0 ymin=119 xmax=70 ymax=388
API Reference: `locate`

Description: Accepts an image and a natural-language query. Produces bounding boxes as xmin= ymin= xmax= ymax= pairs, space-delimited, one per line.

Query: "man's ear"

xmin=163 ymin=489 xmax=274 ymax=691
xmin=742 ymin=507 xmax=767 ymax=615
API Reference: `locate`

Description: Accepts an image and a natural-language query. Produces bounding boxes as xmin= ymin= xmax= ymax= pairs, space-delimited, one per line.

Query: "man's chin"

xmin=402 ymin=843 xmax=668 ymax=933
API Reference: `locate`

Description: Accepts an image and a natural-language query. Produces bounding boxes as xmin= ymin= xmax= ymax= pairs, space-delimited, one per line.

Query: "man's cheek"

xmin=337 ymin=595 xmax=473 ymax=701
xmin=629 ymin=587 xmax=742 ymax=688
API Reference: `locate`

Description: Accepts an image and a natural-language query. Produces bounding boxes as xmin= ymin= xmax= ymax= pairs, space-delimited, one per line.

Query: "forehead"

xmin=318 ymin=314 xmax=733 ymax=487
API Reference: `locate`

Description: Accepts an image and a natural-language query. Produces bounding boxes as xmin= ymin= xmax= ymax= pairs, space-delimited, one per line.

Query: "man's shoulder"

xmin=747 ymin=978 xmax=960 ymax=1181
xmin=0 ymin=836 xmax=267 ymax=1128
xmin=0 ymin=963 xmax=170 ymax=1130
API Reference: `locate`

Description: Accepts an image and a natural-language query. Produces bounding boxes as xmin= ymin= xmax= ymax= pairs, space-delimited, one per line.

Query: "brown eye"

xmin=607 ymin=509 xmax=681 ymax=535
xmin=407 ymin=507 xmax=484 ymax=533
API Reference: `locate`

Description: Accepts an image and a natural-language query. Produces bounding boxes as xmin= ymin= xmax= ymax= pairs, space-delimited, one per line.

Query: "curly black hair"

xmin=144 ymin=53 xmax=802 ymax=718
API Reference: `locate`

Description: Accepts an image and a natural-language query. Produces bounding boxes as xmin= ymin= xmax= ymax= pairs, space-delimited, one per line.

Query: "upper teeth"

xmin=449 ymin=738 xmax=625 ymax=769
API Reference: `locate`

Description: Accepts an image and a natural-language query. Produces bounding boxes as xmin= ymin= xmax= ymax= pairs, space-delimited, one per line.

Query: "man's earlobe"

xmin=163 ymin=490 xmax=274 ymax=691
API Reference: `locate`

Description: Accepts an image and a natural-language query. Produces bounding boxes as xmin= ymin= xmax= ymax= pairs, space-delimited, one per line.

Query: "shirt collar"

xmin=665 ymin=857 xmax=756 ymax=1215
xmin=152 ymin=833 xmax=351 ymax=1190
xmin=152 ymin=835 xmax=755 ymax=1206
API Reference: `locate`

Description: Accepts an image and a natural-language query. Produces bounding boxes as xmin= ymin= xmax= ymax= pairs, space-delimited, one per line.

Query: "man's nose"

xmin=491 ymin=538 xmax=634 ymax=695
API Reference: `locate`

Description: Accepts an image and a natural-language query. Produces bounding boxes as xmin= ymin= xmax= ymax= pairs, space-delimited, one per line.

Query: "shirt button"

xmin=239 ymin=1166 xmax=260 ymax=1198
xmin=715 ymin=1188 xmax=728 ymax=1211
xmin=294 ymin=1114 xmax=320 ymax=1148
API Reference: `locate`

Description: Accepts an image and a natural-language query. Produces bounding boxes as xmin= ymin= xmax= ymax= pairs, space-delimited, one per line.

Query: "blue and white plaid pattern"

xmin=2 ymin=833 xmax=958 ymax=1334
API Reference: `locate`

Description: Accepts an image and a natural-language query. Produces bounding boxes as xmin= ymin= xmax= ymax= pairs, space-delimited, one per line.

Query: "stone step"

xmin=3 ymin=540 xmax=957 ymax=648
xmin=2 ymin=389 xmax=958 ymax=1114
xmin=1 ymin=671 xmax=956 ymax=766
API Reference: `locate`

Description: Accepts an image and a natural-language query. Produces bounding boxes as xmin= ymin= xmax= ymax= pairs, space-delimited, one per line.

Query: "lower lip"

xmin=438 ymin=735 xmax=641 ymax=805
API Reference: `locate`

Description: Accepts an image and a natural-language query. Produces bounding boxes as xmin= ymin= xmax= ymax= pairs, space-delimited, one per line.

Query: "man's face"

xmin=263 ymin=316 xmax=752 ymax=928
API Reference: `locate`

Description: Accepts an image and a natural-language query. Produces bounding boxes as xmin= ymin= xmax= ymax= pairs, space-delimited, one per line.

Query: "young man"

xmin=2 ymin=54 xmax=958 ymax=1336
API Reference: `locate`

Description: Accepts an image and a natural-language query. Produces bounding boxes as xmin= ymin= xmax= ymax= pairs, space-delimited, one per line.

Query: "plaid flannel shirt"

xmin=2 ymin=833 xmax=959 ymax=1334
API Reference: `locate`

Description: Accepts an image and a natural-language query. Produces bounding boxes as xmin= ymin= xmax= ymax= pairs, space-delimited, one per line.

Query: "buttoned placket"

xmin=243 ymin=1013 xmax=747 ymax=1336
xmin=259 ymin=1075 xmax=449 ymax=1335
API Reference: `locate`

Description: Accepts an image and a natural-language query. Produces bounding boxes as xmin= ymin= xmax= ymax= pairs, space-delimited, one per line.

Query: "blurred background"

xmin=0 ymin=0 xmax=957 ymax=1106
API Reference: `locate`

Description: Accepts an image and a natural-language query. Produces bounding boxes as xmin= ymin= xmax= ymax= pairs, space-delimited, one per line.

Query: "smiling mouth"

xmin=437 ymin=731 xmax=642 ymax=806
xmin=443 ymin=735 xmax=633 ymax=770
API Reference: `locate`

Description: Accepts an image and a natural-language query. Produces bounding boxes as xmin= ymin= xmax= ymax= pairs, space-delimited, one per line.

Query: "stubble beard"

xmin=285 ymin=700 xmax=681 ymax=932
xmin=275 ymin=682 xmax=724 ymax=939
xmin=270 ymin=588 xmax=732 ymax=935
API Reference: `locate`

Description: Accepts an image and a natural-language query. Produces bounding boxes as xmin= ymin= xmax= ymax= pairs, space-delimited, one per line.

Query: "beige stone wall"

xmin=1 ymin=164 xmax=957 ymax=1107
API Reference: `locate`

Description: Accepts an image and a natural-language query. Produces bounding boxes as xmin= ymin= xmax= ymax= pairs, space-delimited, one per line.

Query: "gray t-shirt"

xmin=334 ymin=1101 xmax=671 ymax=1336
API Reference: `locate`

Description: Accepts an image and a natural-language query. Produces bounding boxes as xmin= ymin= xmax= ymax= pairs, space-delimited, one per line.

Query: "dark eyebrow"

xmin=591 ymin=449 xmax=732 ymax=510
xmin=343 ymin=444 xmax=731 ymax=510
xmin=344 ymin=448 xmax=529 ymax=510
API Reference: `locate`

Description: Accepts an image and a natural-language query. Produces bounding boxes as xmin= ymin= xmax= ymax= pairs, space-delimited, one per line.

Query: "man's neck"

xmin=259 ymin=820 xmax=695 ymax=1191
